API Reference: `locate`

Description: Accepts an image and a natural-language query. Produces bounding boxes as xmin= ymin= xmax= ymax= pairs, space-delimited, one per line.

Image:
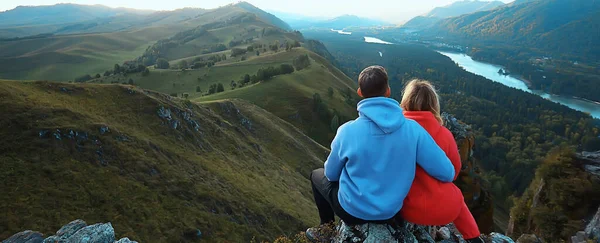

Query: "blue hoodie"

xmin=324 ymin=97 xmax=455 ymax=221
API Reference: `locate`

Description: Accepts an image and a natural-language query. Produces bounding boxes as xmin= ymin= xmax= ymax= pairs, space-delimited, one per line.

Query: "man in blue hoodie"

xmin=307 ymin=66 xmax=456 ymax=238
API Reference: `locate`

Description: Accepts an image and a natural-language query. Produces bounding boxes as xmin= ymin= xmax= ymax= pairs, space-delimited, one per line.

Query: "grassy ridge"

xmin=0 ymin=80 xmax=326 ymax=242
xmin=92 ymin=48 xmax=358 ymax=146
xmin=0 ymin=2 xmax=294 ymax=82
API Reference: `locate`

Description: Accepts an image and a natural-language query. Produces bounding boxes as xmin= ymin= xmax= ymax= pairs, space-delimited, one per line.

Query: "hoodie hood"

xmin=357 ymin=97 xmax=405 ymax=134
xmin=403 ymin=111 xmax=442 ymax=135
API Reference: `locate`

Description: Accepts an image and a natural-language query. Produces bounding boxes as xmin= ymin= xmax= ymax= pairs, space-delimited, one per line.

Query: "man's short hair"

xmin=358 ymin=66 xmax=389 ymax=98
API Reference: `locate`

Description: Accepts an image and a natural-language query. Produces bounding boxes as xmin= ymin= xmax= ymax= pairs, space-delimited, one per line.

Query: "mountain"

xmin=0 ymin=4 xmax=153 ymax=28
xmin=0 ymin=80 xmax=327 ymax=242
xmin=235 ymin=2 xmax=292 ymax=30
xmin=402 ymin=0 xmax=505 ymax=30
xmin=425 ymin=0 xmax=505 ymax=18
xmin=418 ymin=0 xmax=600 ymax=101
xmin=428 ymin=0 xmax=600 ymax=56
xmin=0 ymin=1 xmax=358 ymax=147
xmin=0 ymin=2 xmax=289 ymax=81
xmin=268 ymin=10 xmax=325 ymax=30
xmin=295 ymin=15 xmax=388 ymax=30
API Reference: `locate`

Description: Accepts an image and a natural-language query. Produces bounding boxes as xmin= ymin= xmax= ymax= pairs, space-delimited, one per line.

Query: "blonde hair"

xmin=401 ymin=79 xmax=443 ymax=125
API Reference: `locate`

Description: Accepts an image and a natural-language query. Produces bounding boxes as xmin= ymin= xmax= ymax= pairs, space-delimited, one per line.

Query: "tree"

xmin=330 ymin=115 xmax=340 ymax=132
xmin=183 ymin=93 xmax=189 ymax=99
xmin=293 ymin=54 xmax=311 ymax=70
xmin=178 ymin=60 xmax=188 ymax=69
xmin=95 ymin=73 xmax=101 ymax=79
xmin=74 ymin=74 xmax=93 ymax=83
xmin=292 ymin=40 xmax=301 ymax=48
xmin=113 ymin=64 xmax=121 ymax=74
xmin=208 ymin=84 xmax=217 ymax=94
xmin=247 ymin=46 xmax=254 ymax=52
xmin=155 ymin=58 xmax=170 ymax=69
xmin=328 ymin=87 xmax=334 ymax=97
xmin=279 ymin=64 xmax=294 ymax=74
xmin=221 ymin=54 xmax=227 ymax=61
xmin=142 ymin=68 xmax=150 ymax=76
xmin=196 ymin=86 xmax=202 ymax=93
xmin=128 ymin=78 xmax=134 ymax=85
xmin=230 ymin=80 xmax=237 ymax=89
xmin=256 ymin=50 xmax=260 ymax=56
xmin=243 ymin=74 xmax=251 ymax=84
xmin=231 ymin=48 xmax=247 ymax=57
xmin=103 ymin=71 xmax=111 ymax=77
xmin=217 ymin=83 xmax=225 ymax=93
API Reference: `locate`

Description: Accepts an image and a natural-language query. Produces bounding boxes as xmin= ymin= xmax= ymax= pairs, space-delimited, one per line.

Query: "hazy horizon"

xmin=0 ymin=0 xmax=513 ymax=23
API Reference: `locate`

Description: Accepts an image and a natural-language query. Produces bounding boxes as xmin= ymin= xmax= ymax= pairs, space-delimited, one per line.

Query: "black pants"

xmin=311 ymin=168 xmax=402 ymax=226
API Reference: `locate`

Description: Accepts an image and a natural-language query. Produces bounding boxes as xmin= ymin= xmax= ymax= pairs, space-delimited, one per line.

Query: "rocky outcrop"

xmin=442 ymin=113 xmax=494 ymax=233
xmin=578 ymin=151 xmax=600 ymax=178
xmin=2 ymin=220 xmax=137 ymax=243
xmin=584 ymin=206 xmax=600 ymax=242
xmin=333 ymin=220 xmax=515 ymax=243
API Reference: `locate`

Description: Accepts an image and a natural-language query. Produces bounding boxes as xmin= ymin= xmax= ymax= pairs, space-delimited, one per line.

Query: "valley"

xmin=0 ymin=0 xmax=599 ymax=242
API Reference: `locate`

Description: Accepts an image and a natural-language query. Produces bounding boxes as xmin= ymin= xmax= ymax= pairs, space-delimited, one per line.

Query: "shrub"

xmin=293 ymin=54 xmax=310 ymax=70
xmin=155 ymin=58 xmax=170 ymax=69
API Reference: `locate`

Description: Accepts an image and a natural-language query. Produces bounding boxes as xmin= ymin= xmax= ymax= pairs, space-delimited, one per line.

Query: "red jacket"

xmin=400 ymin=111 xmax=464 ymax=225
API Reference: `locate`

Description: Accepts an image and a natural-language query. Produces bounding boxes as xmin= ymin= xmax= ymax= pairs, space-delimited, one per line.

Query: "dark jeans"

xmin=310 ymin=168 xmax=403 ymax=226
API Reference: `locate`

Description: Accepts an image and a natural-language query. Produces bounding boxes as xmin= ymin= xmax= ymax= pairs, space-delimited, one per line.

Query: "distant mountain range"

xmin=272 ymin=13 xmax=388 ymax=30
xmin=403 ymin=0 xmax=504 ymax=30
xmin=0 ymin=4 xmax=154 ymax=27
xmin=427 ymin=0 xmax=600 ymax=58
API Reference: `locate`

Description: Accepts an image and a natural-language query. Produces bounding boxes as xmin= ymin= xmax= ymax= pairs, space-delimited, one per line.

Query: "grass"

xmin=92 ymin=48 xmax=358 ymax=145
xmin=0 ymin=80 xmax=327 ymax=242
xmin=0 ymin=3 xmax=288 ymax=82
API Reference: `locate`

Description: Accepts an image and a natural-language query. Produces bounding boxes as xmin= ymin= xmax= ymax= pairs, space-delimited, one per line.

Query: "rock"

xmin=333 ymin=220 xmax=417 ymax=243
xmin=578 ymin=151 xmax=600 ymax=177
xmin=437 ymin=227 xmax=452 ymax=240
xmin=585 ymin=207 xmax=600 ymax=242
xmin=42 ymin=219 xmax=87 ymax=242
xmin=571 ymin=231 xmax=587 ymax=243
xmin=157 ymin=106 xmax=172 ymax=121
xmin=66 ymin=222 xmax=115 ymax=243
xmin=170 ymin=119 xmax=180 ymax=129
xmin=52 ymin=129 xmax=62 ymax=140
xmin=39 ymin=130 xmax=50 ymax=138
xmin=487 ymin=233 xmax=515 ymax=243
xmin=2 ymin=230 xmax=44 ymax=243
xmin=114 ymin=238 xmax=137 ymax=243
xmin=99 ymin=126 xmax=110 ymax=135
xmin=516 ymin=234 xmax=541 ymax=243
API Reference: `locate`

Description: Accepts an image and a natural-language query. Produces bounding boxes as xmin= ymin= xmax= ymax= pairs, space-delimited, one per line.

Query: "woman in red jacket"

xmin=400 ymin=79 xmax=482 ymax=242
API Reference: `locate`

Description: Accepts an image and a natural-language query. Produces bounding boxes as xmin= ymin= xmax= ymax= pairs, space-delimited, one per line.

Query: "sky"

xmin=0 ymin=0 xmax=513 ymax=23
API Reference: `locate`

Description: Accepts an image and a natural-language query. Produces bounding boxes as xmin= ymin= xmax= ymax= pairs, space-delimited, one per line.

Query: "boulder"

xmin=3 ymin=220 xmax=126 ymax=243
xmin=585 ymin=206 xmax=600 ymax=242
xmin=65 ymin=223 xmax=115 ymax=243
xmin=332 ymin=220 xmax=515 ymax=243
xmin=2 ymin=230 xmax=44 ymax=243
xmin=437 ymin=227 xmax=452 ymax=240
xmin=43 ymin=219 xmax=87 ymax=243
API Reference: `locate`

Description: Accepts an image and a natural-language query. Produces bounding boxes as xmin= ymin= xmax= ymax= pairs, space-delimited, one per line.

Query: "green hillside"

xmin=0 ymin=2 xmax=292 ymax=82
xmin=428 ymin=0 xmax=600 ymax=58
xmin=0 ymin=80 xmax=327 ymax=242
xmin=90 ymin=47 xmax=358 ymax=146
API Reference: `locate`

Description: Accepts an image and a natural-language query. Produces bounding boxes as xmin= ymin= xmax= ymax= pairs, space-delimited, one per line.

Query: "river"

xmin=437 ymin=51 xmax=600 ymax=119
xmin=344 ymin=35 xmax=600 ymax=118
